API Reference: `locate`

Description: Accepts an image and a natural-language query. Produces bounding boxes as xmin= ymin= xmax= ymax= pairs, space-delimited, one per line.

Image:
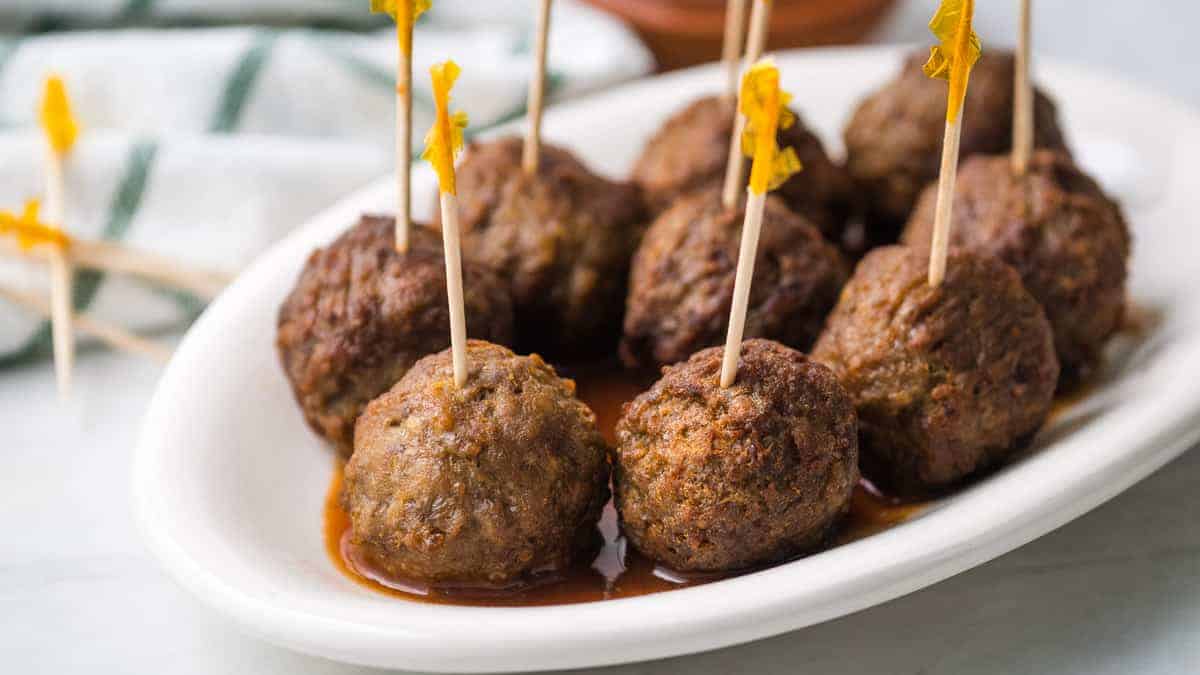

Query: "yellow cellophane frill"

xmin=40 ymin=76 xmax=79 ymax=157
xmin=922 ymin=0 xmax=981 ymax=123
xmin=739 ymin=59 xmax=802 ymax=196
xmin=0 ymin=200 xmax=70 ymax=251
xmin=371 ymin=0 xmax=431 ymax=57
xmin=422 ymin=60 xmax=469 ymax=195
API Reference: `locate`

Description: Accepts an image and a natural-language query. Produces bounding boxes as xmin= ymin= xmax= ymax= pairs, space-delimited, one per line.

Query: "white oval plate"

xmin=133 ymin=46 xmax=1200 ymax=672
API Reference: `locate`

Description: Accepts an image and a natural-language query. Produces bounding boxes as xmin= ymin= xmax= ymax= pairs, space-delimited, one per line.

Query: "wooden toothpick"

xmin=1011 ymin=0 xmax=1033 ymax=176
xmin=0 ymin=236 xmax=231 ymax=301
xmin=39 ymin=75 xmax=79 ymax=400
xmin=720 ymin=0 xmax=749 ymax=104
xmin=0 ymin=285 xmax=171 ymax=364
xmin=721 ymin=0 xmax=773 ymax=210
xmin=719 ymin=58 xmax=801 ymax=388
xmin=423 ymin=60 xmax=470 ymax=387
xmin=372 ymin=0 xmax=432 ymax=252
xmin=439 ymin=192 xmax=468 ymax=387
xmin=522 ymin=0 xmax=553 ymax=175
xmin=923 ymin=0 xmax=980 ymax=287
xmin=926 ymin=118 xmax=963 ymax=287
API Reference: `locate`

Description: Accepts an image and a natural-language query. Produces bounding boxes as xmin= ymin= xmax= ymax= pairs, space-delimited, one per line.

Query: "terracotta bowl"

xmin=583 ymin=0 xmax=900 ymax=70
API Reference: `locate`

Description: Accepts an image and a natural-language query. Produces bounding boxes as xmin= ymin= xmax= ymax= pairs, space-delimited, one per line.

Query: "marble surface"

xmin=3 ymin=1 xmax=1199 ymax=673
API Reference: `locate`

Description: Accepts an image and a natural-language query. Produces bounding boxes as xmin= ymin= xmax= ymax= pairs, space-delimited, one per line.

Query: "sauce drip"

xmin=323 ymin=364 xmax=925 ymax=606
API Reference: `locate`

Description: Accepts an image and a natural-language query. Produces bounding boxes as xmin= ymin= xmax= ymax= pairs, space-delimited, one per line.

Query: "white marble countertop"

xmin=3 ymin=1 xmax=1199 ymax=673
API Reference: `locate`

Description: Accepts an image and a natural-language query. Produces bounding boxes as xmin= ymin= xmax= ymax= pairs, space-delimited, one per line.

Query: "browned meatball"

xmin=631 ymin=95 xmax=851 ymax=241
xmin=621 ymin=186 xmax=848 ymax=369
xmin=277 ymin=216 xmax=514 ymax=456
xmin=812 ymin=246 xmax=1059 ymax=496
xmin=615 ymin=339 xmax=858 ymax=572
xmin=903 ymin=150 xmax=1131 ymax=383
xmin=343 ymin=340 xmax=610 ymax=588
xmin=441 ymin=137 xmax=644 ymax=361
xmin=844 ymin=51 xmax=1069 ymax=244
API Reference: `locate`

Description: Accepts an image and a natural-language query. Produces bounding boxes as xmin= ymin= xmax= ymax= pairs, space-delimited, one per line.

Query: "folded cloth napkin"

xmin=0 ymin=0 xmax=654 ymax=366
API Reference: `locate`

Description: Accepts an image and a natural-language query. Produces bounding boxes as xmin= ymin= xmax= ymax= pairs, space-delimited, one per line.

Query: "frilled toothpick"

xmin=721 ymin=0 xmax=774 ymax=210
xmin=39 ymin=75 xmax=79 ymax=400
xmin=422 ymin=60 xmax=470 ymax=387
xmin=0 ymin=201 xmax=174 ymax=364
xmin=923 ymin=0 xmax=981 ymax=287
xmin=719 ymin=59 xmax=802 ymax=388
xmin=371 ymin=0 xmax=432 ymax=253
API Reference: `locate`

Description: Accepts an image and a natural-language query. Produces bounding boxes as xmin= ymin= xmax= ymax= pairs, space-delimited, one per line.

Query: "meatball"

xmin=903 ymin=150 xmax=1131 ymax=383
xmin=442 ymin=137 xmax=644 ymax=361
xmin=343 ymin=340 xmax=610 ymax=588
xmin=812 ymin=246 xmax=1059 ymax=496
xmin=843 ymin=51 xmax=1069 ymax=244
xmin=277 ymin=216 xmax=514 ymax=456
xmin=631 ymin=95 xmax=851 ymax=241
xmin=621 ymin=186 xmax=848 ymax=370
xmin=615 ymin=339 xmax=858 ymax=572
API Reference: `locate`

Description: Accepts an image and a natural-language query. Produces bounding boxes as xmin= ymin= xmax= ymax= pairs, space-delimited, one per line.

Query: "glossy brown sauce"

xmin=324 ymin=365 xmax=926 ymax=606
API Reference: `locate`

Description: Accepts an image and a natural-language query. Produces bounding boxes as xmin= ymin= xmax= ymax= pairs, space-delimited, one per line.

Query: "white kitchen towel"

xmin=0 ymin=1 xmax=654 ymax=366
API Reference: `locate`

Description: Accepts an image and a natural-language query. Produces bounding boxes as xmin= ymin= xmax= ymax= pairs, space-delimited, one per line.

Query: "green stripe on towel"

xmin=0 ymin=38 xmax=20 ymax=80
xmin=305 ymin=33 xmax=435 ymax=112
xmin=117 ymin=0 xmax=158 ymax=21
xmin=210 ymin=31 xmax=278 ymax=133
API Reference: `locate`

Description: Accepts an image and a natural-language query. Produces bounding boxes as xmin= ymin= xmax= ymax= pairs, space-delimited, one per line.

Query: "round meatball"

xmin=843 ymin=50 xmax=1069 ymax=244
xmin=621 ymin=186 xmax=848 ymax=370
xmin=812 ymin=246 xmax=1060 ymax=496
xmin=343 ymin=340 xmax=610 ymax=588
xmin=631 ymin=94 xmax=851 ymax=241
xmin=903 ymin=150 xmax=1131 ymax=383
xmin=277 ymin=216 xmax=514 ymax=456
xmin=442 ymin=137 xmax=644 ymax=361
xmin=615 ymin=339 xmax=858 ymax=572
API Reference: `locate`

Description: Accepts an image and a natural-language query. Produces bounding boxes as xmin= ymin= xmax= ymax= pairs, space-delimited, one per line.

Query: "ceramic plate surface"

xmin=133 ymin=46 xmax=1200 ymax=672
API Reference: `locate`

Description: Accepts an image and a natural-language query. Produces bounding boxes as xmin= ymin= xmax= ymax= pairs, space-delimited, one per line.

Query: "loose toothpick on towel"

xmin=923 ymin=0 xmax=980 ymax=287
xmin=719 ymin=59 xmax=802 ymax=388
xmin=721 ymin=0 xmax=773 ymax=210
xmin=423 ymin=60 xmax=470 ymax=387
xmin=0 ymin=284 xmax=171 ymax=364
xmin=0 ymin=235 xmax=232 ymax=301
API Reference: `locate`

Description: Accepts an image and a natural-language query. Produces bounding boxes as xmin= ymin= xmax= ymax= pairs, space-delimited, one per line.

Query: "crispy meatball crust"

xmin=903 ymin=150 xmax=1131 ymax=382
xmin=277 ymin=216 xmax=514 ymax=456
xmin=343 ymin=340 xmax=610 ymax=588
xmin=843 ymin=51 xmax=1069 ymax=244
xmin=621 ymin=187 xmax=848 ymax=369
xmin=615 ymin=339 xmax=859 ymax=572
xmin=442 ymin=137 xmax=644 ymax=361
xmin=631 ymin=95 xmax=851 ymax=241
xmin=812 ymin=246 xmax=1060 ymax=496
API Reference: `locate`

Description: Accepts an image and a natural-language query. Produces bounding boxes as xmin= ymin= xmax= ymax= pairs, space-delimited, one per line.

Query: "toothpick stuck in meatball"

xmin=277 ymin=216 xmax=515 ymax=456
xmin=343 ymin=340 xmax=610 ymax=589
xmin=813 ymin=246 xmax=1060 ymax=496
xmin=903 ymin=150 xmax=1131 ymax=383
xmin=843 ymin=51 xmax=1069 ymax=245
xmin=615 ymin=339 xmax=859 ymax=573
